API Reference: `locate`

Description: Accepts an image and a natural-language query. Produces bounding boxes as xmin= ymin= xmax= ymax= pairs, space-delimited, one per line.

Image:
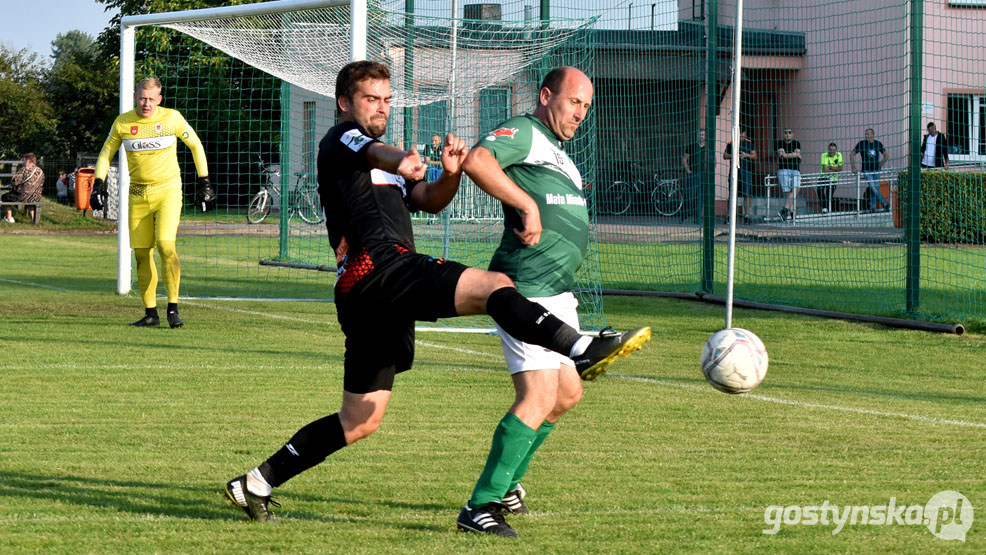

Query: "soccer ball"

xmin=701 ymin=328 xmax=768 ymax=394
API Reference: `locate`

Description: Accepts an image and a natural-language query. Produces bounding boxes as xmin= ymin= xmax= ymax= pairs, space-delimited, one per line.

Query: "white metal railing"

xmin=763 ymin=168 xmax=901 ymax=223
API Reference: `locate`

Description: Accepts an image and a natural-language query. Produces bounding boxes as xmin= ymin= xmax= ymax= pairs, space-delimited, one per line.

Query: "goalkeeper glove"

xmin=90 ymin=178 xmax=108 ymax=212
xmin=196 ymin=176 xmax=216 ymax=212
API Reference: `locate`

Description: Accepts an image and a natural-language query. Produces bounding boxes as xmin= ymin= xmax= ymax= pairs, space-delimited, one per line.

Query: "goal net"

xmin=122 ymin=0 xmax=606 ymax=329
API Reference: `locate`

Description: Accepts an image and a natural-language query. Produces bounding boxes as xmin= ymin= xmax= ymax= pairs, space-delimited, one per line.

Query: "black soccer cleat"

xmin=457 ymin=502 xmax=518 ymax=537
xmin=166 ymin=310 xmax=183 ymax=329
xmin=225 ymin=475 xmax=279 ymax=522
xmin=500 ymin=484 xmax=528 ymax=515
xmin=130 ymin=314 xmax=160 ymax=327
xmin=574 ymin=326 xmax=652 ymax=381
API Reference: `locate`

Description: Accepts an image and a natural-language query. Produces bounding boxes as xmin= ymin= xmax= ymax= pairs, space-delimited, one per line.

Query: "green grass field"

xmin=1 ymin=234 xmax=983 ymax=552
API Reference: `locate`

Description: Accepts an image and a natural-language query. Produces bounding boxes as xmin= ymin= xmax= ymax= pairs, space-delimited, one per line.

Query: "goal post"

xmin=113 ymin=0 xmax=607 ymax=330
xmin=117 ymin=0 xmax=355 ymax=295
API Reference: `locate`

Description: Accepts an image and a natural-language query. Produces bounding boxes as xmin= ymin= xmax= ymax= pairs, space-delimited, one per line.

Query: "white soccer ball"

xmin=701 ymin=328 xmax=769 ymax=394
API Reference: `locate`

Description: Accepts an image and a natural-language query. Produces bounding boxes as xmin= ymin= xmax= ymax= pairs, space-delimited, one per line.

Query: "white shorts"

xmin=495 ymin=291 xmax=580 ymax=374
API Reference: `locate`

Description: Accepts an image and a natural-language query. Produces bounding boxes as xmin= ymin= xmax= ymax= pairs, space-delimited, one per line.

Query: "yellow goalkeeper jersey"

xmin=94 ymin=106 xmax=208 ymax=186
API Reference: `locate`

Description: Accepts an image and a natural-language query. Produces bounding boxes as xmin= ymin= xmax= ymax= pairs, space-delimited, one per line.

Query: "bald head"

xmin=534 ymin=67 xmax=593 ymax=142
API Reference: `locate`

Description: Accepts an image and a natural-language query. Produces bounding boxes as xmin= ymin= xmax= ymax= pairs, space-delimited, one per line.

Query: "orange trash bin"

xmin=75 ymin=168 xmax=95 ymax=211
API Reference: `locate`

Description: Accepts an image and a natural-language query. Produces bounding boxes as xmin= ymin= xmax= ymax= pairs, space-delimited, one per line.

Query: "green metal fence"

xmin=131 ymin=0 xmax=985 ymax=327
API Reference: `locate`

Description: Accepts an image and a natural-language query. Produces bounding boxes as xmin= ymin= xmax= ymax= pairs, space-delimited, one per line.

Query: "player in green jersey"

xmin=456 ymin=67 xmax=651 ymax=537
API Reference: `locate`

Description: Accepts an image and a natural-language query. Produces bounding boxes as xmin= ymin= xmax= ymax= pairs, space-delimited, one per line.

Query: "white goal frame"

xmin=115 ymin=0 xmax=359 ymax=295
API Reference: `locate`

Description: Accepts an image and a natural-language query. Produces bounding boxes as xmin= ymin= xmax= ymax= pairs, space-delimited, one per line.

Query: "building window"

xmin=946 ymin=94 xmax=986 ymax=157
xmin=303 ymin=101 xmax=316 ymax=176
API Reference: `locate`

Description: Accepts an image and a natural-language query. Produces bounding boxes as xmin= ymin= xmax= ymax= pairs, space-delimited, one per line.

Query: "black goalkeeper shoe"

xmin=225 ymin=475 xmax=279 ymax=522
xmin=500 ymin=484 xmax=529 ymax=515
xmin=167 ymin=310 xmax=183 ymax=329
xmin=573 ymin=327 xmax=652 ymax=381
xmin=457 ymin=502 xmax=518 ymax=537
xmin=130 ymin=314 xmax=160 ymax=327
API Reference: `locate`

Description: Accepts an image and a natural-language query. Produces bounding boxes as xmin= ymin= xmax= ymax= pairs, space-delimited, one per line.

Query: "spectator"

xmin=55 ymin=170 xmax=70 ymax=205
xmin=681 ymin=129 xmax=706 ymax=223
xmin=422 ymin=133 xmax=443 ymax=182
xmin=775 ymin=127 xmax=801 ymax=220
xmin=723 ymin=128 xmax=757 ymax=223
xmin=68 ymin=168 xmax=77 ymax=199
xmin=920 ymin=122 xmax=949 ymax=170
xmin=851 ymin=128 xmax=890 ymax=212
xmin=1 ymin=153 xmax=45 ymax=223
xmin=819 ymin=142 xmax=843 ymax=213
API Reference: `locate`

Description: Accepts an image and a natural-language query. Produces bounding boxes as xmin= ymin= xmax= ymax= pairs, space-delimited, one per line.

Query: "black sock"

xmin=258 ymin=413 xmax=347 ymax=488
xmin=167 ymin=302 xmax=178 ymax=314
xmin=145 ymin=307 xmax=159 ymax=318
xmin=486 ymin=287 xmax=581 ymax=355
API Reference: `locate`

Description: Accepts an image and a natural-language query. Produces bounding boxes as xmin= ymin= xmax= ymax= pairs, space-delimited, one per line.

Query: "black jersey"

xmin=317 ymin=121 xmax=423 ymax=269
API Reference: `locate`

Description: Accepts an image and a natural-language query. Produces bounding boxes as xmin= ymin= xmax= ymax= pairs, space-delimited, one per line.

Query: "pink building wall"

xmin=679 ymin=0 xmax=986 ymax=196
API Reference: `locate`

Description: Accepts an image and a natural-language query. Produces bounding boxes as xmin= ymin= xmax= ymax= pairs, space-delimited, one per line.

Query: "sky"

xmin=1 ymin=1 xmax=119 ymax=61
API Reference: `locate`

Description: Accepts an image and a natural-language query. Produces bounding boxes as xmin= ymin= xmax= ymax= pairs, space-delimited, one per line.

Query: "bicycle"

xmin=589 ymin=176 xmax=682 ymax=217
xmin=650 ymin=178 xmax=683 ymax=217
xmin=247 ymin=158 xmax=324 ymax=225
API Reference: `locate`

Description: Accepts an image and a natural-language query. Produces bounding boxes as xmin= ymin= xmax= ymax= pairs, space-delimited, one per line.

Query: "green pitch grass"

xmin=1 ymin=235 xmax=983 ymax=552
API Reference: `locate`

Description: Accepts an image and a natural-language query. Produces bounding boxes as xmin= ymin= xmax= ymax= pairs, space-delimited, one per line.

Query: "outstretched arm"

xmin=366 ymin=142 xmax=427 ymax=182
xmin=462 ymin=145 xmax=542 ymax=246
xmin=408 ymin=134 xmax=468 ymax=214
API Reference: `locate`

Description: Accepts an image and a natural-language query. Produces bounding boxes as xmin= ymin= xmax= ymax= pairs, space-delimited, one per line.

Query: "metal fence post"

xmin=906 ymin=0 xmax=923 ymax=314
xmin=701 ymin=0 xmax=718 ymax=293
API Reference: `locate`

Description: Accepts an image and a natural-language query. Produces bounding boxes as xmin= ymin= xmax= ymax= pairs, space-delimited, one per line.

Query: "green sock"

xmin=509 ymin=420 xmax=554 ymax=491
xmin=469 ymin=412 xmax=537 ymax=508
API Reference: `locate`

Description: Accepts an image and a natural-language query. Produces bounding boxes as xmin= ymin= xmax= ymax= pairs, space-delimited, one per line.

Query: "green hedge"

xmin=897 ymin=170 xmax=986 ymax=244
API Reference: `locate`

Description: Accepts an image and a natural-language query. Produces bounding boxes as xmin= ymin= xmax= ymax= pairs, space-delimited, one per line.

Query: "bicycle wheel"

xmin=607 ymin=181 xmax=634 ymax=216
xmin=246 ymin=190 xmax=270 ymax=223
xmin=296 ymin=185 xmax=324 ymax=225
xmin=652 ymin=182 xmax=683 ymax=217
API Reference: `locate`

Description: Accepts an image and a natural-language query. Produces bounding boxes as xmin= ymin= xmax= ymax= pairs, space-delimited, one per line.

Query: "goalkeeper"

xmin=93 ymin=77 xmax=214 ymax=328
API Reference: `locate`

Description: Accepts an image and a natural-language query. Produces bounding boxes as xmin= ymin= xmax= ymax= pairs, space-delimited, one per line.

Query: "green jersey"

xmin=476 ymin=114 xmax=589 ymax=297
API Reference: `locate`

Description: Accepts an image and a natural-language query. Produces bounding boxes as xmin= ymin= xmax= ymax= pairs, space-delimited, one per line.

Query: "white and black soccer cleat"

xmin=225 ymin=474 xmax=279 ymax=522
xmin=457 ymin=502 xmax=518 ymax=537
xmin=573 ymin=326 xmax=652 ymax=381
xmin=500 ymin=483 xmax=528 ymax=514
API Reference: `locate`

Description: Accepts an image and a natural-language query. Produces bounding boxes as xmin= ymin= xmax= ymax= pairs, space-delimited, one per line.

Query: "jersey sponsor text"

xmin=123 ymin=135 xmax=177 ymax=152
xmin=545 ymin=192 xmax=586 ymax=207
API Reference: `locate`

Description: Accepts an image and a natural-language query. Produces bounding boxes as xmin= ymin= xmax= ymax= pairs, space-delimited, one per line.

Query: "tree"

xmin=45 ymin=46 xmax=119 ymax=157
xmin=51 ymin=30 xmax=95 ymax=69
xmin=0 ymin=45 xmax=55 ymax=158
xmin=95 ymin=0 xmax=265 ymax=58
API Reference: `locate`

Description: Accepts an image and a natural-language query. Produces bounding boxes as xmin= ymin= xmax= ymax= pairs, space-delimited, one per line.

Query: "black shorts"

xmin=335 ymin=251 xmax=468 ymax=394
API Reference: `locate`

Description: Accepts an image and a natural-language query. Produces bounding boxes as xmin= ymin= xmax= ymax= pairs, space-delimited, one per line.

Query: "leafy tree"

xmin=51 ymin=30 xmax=95 ymax=69
xmin=0 ymin=45 xmax=55 ymax=158
xmin=45 ymin=45 xmax=119 ymax=157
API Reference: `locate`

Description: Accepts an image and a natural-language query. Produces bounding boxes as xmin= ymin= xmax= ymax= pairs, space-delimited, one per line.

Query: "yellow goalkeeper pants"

xmin=129 ymin=179 xmax=182 ymax=308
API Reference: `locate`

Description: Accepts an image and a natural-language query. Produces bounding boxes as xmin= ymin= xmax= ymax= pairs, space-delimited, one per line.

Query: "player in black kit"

xmin=224 ymin=61 xmax=651 ymax=522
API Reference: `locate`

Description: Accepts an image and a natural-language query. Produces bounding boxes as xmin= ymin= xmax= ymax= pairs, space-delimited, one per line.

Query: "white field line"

xmin=4 ymin=279 xmax=983 ymax=429
xmin=179 ymin=299 xmax=335 ymax=325
xmin=611 ymin=373 xmax=986 ymax=429
xmin=0 ymin=276 xmax=75 ymax=292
